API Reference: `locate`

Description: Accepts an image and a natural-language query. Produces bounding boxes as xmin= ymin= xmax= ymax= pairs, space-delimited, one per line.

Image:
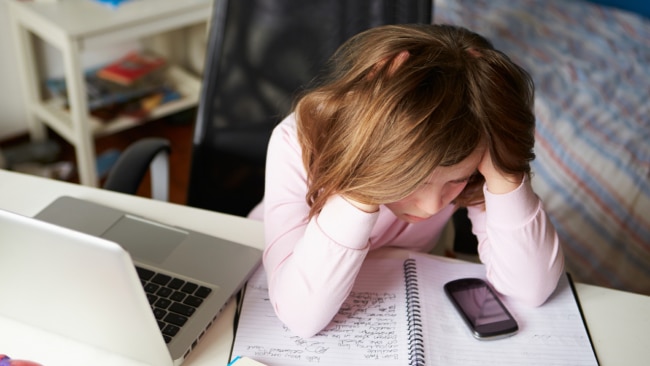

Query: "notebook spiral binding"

xmin=404 ymin=258 xmax=425 ymax=365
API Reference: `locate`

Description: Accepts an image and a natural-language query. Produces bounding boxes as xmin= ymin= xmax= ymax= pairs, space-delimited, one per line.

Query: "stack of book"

xmin=46 ymin=51 xmax=181 ymax=122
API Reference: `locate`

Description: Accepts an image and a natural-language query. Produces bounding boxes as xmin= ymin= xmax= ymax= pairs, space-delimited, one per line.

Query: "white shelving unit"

xmin=8 ymin=0 xmax=212 ymax=186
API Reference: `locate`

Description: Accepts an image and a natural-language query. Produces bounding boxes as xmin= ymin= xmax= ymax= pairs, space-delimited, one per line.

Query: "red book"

xmin=97 ymin=51 xmax=166 ymax=86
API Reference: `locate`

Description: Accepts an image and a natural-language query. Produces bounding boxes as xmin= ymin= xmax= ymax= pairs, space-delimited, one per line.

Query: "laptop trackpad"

xmin=101 ymin=215 xmax=187 ymax=264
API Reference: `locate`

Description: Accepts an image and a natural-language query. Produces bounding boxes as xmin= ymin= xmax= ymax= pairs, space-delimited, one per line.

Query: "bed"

xmin=434 ymin=0 xmax=650 ymax=295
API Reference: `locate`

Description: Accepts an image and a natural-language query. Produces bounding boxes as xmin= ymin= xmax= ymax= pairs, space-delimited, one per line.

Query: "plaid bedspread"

xmin=435 ymin=0 xmax=650 ymax=295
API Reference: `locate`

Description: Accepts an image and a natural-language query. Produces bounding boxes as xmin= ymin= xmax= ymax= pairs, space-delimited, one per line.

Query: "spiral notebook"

xmin=230 ymin=253 xmax=599 ymax=365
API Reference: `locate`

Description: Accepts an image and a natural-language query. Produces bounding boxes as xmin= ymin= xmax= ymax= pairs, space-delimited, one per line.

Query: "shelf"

xmin=9 ymin=0 xmax=211 ymax=186
xmin=39 ymin=65 xmax=201 ymax=140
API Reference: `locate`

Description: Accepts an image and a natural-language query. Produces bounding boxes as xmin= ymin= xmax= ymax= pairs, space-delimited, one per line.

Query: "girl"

xmin=248 ymin=24 xmax=564 ymax=338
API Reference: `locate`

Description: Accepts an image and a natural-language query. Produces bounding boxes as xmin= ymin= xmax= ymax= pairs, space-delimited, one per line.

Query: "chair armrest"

xmin=103 ymin=138 xmax=171 ymax=201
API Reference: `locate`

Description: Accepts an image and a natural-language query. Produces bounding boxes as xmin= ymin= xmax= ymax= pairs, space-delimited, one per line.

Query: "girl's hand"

xmin=478 ymin=148 xmax=523 ymax=195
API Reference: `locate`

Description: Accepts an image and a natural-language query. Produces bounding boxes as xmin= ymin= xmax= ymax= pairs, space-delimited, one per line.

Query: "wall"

xmin=0 ymin=0 xmax=29 ymax=140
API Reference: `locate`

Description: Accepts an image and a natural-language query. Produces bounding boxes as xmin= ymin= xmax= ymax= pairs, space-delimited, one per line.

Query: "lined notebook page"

xmin=411 ymin=253 xmax=599 ymax=366
xmin=231 ymin=258 xmax=411 ymax=366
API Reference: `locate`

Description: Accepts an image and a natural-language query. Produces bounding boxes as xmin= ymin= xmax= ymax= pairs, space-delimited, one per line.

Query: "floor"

xmin=0 ymin=109 xmax=196 ymax=205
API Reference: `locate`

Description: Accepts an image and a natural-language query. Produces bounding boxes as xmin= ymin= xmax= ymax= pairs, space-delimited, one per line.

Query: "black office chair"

xmin=103 ymin=137 xmax=171 ymax=201
xmin=105 ymin=0 xmax=434 ymax=217
xmin=188 ymin=0 xmax=434 ymax=216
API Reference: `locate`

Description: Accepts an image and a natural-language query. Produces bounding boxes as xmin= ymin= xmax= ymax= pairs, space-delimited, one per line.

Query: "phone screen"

xmin=444 ymin=278 xmax=518 ymax=339
xmin=449 ymin=282 xmax=510 ymax=326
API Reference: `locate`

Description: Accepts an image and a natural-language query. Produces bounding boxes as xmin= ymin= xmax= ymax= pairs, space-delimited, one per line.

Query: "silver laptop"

xmin=0 ymin=196 xmax=262 ymax=366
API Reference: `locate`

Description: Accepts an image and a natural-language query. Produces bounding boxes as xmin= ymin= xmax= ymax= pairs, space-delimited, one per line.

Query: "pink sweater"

xmin=249 ymin=113 xmax=565 ymax=338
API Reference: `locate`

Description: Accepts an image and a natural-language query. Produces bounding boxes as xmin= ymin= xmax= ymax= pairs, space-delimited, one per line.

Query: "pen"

xmin=227 ymin=356 xmax=242 ymax=366
xmin=228 ymin=356 xmax=267 ymax=366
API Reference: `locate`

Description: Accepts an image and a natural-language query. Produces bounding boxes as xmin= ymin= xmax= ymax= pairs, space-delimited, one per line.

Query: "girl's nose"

xmin=415 ymin=190 xmax=445 ymax=217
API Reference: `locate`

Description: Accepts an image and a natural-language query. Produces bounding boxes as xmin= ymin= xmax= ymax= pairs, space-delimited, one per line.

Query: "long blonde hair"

xmin=296 ymin=24 xmax=536 ymax=218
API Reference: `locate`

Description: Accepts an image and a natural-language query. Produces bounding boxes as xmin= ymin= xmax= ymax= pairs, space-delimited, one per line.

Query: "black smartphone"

xmin=444 ymin=278 xmax=518 ymax=340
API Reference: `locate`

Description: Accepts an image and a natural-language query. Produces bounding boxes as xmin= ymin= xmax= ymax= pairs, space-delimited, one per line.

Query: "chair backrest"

xmin=187 ymin=0 xmax=433 ymax=216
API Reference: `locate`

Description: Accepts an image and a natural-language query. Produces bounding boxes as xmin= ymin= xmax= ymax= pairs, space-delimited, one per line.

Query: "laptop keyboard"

xmin=136 ymin=266 xmax=212 ymax=343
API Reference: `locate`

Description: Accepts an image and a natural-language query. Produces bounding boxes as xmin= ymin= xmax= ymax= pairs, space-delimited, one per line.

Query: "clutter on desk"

xmin=95 ymin=149 xmax=121 ymax=179
xmin=97 ymin=51 xmax=166 ymax=86
xmin=0 ymin=138 xmax=122 ymax=182
xmin=45 ymin=50 xmax=181 ymax=122
xmin=0 ymin=139 xmax=74 ymax=181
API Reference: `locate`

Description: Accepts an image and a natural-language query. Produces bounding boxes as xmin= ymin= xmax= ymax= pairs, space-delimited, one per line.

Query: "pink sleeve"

xmin=261 ymin=115 xmax=378 ymax=338
xmin=468 ymin=179 xmax=565 ymax=306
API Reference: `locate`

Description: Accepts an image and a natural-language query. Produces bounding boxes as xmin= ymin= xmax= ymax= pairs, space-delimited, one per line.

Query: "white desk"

xmin=0 ymin=169 xmax=648 ymax=365
xmin=8 ymin=0 xmax=211 ymax=187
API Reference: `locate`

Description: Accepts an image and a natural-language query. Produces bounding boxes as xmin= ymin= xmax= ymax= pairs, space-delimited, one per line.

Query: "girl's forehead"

xmin=425 ymin=147 xmax=484 ymax=182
